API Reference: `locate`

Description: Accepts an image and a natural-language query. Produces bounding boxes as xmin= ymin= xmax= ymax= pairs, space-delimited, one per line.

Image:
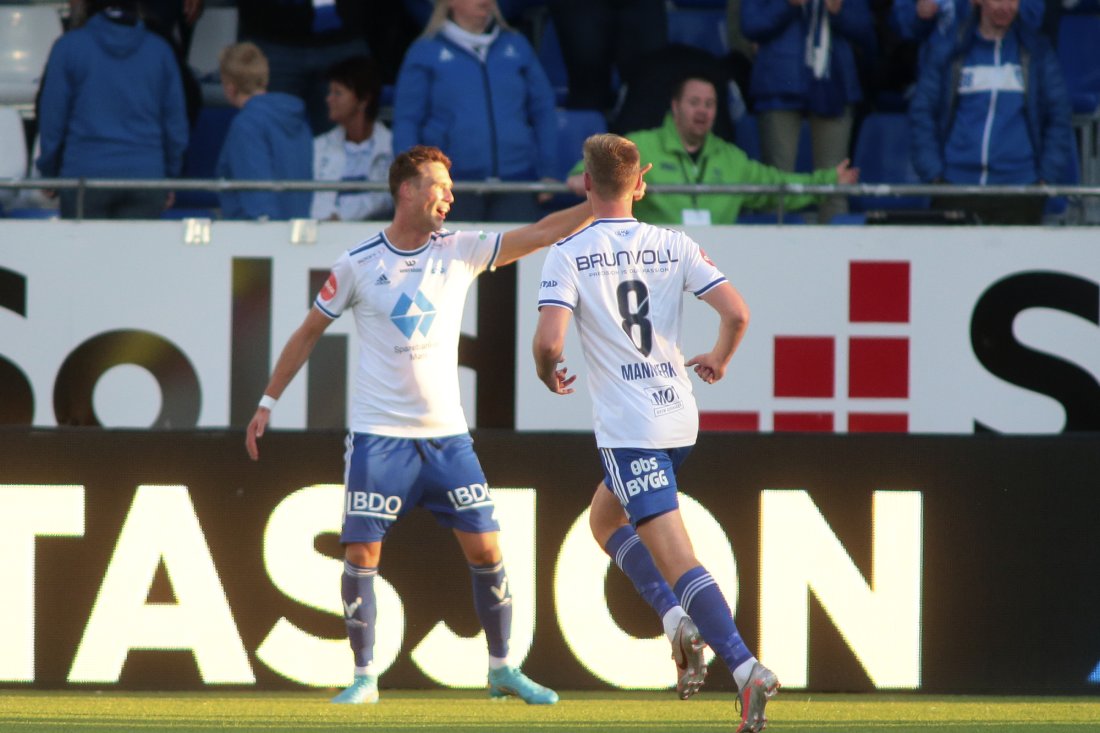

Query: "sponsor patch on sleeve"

xmin=321 ymin=272 xmax=338 ymax=301
xmin=700 ymin=248 xmax=716 ymax=267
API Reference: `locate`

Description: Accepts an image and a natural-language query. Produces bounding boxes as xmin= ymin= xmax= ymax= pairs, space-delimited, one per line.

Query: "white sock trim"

xmin=662 ymin=606 xmax=688 ymax=643
xmin=733 ymin=657 xmax=758 ymax=691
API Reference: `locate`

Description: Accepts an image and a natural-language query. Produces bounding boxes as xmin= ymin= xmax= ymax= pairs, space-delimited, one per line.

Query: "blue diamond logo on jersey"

xmin=390 ymin=290 xmax=437 ymax=339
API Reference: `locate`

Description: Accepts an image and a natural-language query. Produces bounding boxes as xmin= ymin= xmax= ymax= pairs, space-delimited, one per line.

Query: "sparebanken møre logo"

xmin=390 ymin=290 xmax=436 ymax=339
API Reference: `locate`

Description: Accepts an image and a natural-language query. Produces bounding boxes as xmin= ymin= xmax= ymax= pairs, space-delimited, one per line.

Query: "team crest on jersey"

xmin=390 ymin=289 xmax=436 ymax=339
xmin=700 ymin=248 xmax=715 ymax=267
xmin=321 ymin=273 xmax=338 ymax=301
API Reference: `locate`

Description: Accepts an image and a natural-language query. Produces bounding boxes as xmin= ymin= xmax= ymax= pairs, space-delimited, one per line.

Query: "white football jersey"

xmin=315 ymin=228 xmax=501 ymax=437
xmin=538 ymin=218 xmax=726 ymax=448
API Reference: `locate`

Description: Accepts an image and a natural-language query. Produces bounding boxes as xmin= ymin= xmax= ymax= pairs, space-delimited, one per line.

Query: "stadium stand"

xmin=669 ymin=0 xmax=728 ymax=7
xmin=1057 ymin=13 xmax=1100 ymax=189
xmin=0 ymin=104 xmax=27 ymax=215
xmin=849 ymin=112 xmax=928 ymax=213
xmin=187 ymin=5 xmax=238 ymax=106
xmin=537 ymin=18 xmax=570 ymax=106
xmin=0 ymin=105 xmax=26 ymax=179
xmin=169 ymin=105 xmax=238 ymax=215
xmin=0 ymin=5 xmax=62 ymax=108
xmin=543 ymin=106 xmax=606 ymax=209
xmin=734 ymin=114 xmax=814 ymax=173
xmin=666 ymin=6 xmax=728 ymax=58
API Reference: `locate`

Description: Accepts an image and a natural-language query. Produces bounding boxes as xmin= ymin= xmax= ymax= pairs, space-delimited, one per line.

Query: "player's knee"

xmin=588 ymin=485 xmax=628 ymax=545
xmin=345 ymin=541 xmax=381 ymax=567
xmin=467 ymin=547 xmax=501 ymax=566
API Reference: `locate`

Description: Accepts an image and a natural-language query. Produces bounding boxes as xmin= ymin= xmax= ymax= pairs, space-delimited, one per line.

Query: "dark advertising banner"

xmin=1 ymin=429 xmax=1098 ymax=695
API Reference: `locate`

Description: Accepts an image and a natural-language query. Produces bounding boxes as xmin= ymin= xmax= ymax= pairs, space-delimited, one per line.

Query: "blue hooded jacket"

xmin=740 ymin=0 xmax=877 ymax=114
xmin=392 ymin=27 xmax=557 ymax=181
xmin=909 ymin=16 xmax=1072 ymax=184
xmin=36 ymin=13 xmax=188 ymax=179
xmin=215 ymin=92 xmax=313 ymax=220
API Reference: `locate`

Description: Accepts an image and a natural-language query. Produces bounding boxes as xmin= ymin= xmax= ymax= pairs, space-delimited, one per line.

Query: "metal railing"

xmin=3 ymin=177 xmax=1100 ymax=222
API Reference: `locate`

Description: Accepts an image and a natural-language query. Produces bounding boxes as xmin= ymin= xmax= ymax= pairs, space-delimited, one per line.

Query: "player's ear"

xmin=582 ymin=171 xmax=593 ymax=193
xmin=397 ymin=178 xmax=413 ymax=203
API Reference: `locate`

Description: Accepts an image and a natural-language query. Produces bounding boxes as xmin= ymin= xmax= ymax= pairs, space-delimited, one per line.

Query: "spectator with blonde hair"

xmin=216 ymin=42 xmax=313 ymax=220
xmin=392 ymin=0 xmax=557 ymax=222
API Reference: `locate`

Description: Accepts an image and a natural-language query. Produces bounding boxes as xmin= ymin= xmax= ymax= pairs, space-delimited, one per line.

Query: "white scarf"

xmin=441 ymin=19 xmax=501 ymax=63
xmin=805 ymin=0 xmax=832 ymax=79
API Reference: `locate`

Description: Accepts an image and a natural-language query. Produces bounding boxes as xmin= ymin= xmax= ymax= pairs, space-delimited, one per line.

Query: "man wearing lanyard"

xmin=567 ymin=74 xmax=859 ymax=225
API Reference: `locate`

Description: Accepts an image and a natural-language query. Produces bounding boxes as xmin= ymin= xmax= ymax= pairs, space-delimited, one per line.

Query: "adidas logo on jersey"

xmin=375 ymin=273 xmax=390 ymax=285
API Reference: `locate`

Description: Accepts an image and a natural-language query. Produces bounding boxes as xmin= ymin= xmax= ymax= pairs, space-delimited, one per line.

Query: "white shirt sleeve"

xmin=681 ymin=236 xmax=727 ymax=297
xmin=314 ymin=252 xmax=356 ymax=318
xmin=537 ymin=244 xmax=578 ymax=311
xmin=453 ymin=230 xmax=503 ymax=276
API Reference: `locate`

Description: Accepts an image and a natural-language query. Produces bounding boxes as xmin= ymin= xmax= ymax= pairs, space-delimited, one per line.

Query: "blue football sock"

xmin=604 ymin=525 xmax=680 ymax=620
xmin=673 ymin=565 xmax=753 ymax=674
xmin=341 ymin=560 xmax=377 ymax=668
xmin=469 ymin=561 xmax=512 ymax=659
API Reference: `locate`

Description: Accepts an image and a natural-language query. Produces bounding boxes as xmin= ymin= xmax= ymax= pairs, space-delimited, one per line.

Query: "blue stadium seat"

xmin=544 ymin=107 xmax=606 ymax=209
xmin=537 ymin=19 xmax=569 ymax=106
xmin=173 ymin=105 xmax=237 ymax=210
xmin=667 ymin=9 xmax=728 ymax=58
xmin=734 ymin=114 xmax=760 ymax=160
xmin=553 ymin=108 xmax=607 ymax=180
xmin=850 ymin=113 xmax=929 ymax=212
xmin=161 ymin=207 xmax=217 ymax=220
xmin=1044 ymin=127 xmax=1081 ymax=217
xmin=670 ymin=0 xmax=728 ymax=7
xmin=735 ymin=212 xmax=807 ymax=225
xmin=1057 ymin=15 xmax=1100 ymax=115
xmin=5 ymin=206 xmax=58 ymax=219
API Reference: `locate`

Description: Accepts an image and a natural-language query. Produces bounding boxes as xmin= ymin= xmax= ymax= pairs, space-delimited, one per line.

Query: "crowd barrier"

xmin=4 ymin=178 xmax=1100 ymax=221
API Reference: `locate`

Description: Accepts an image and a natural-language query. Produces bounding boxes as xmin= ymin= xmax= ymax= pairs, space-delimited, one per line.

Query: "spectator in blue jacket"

xmin=216 ymin=42 xmax=314 ymax=220
xmin=892 ymin=0 xmax=1043 ymax=49
xmin=392 ymin=0 xmax=558 ymax=222
xmin=37 ymin=0 xmax=188 ymax=219
xmin=741 ymin=0 xmax=876 ymax=223
xmin=909 ymin=0 xmax=1071 ymax=223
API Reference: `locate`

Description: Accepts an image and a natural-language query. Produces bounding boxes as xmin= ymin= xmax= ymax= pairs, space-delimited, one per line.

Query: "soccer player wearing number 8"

xmin=533 ymin=134 xmax=780 ymax=733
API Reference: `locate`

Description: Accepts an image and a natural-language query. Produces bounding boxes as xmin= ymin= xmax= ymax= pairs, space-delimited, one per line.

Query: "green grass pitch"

xmin=1 ymin=690 xmax=1097 ymax=732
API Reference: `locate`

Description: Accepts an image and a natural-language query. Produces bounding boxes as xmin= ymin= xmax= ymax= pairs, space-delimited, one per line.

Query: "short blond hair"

xmin=582 ymin=133 xmax=640 ymax=200
xmin=420 ymin=0 xmax=511 ymax=38
xmin=219 ymin=42 xmax=269 ymax=96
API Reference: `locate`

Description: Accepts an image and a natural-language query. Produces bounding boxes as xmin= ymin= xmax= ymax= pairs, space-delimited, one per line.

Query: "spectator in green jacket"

xmin=567 ymin=75 xmax=859 ymax=225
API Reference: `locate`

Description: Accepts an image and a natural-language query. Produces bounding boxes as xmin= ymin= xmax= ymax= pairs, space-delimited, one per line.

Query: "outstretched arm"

xmin=496 ymin=202 xmax=593 ymax=268
xmin=685 ymin=282 xmax=750 ymax=384
xmin=245 ymin=306 xmax=332 ymax=460
xmin=532 ymin=305 xmax=577 ymax=394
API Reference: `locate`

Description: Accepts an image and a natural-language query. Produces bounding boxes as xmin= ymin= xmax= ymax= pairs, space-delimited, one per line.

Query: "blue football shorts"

xmin=598 ymin=446 xmax=693 ymax=525
xmin=340 ymin=432 xmax=500 ymax=544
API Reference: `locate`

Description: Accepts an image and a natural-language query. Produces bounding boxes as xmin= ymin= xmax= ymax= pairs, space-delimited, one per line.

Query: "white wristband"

xmin=258 ymin=395 xmax=277 ymax=411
